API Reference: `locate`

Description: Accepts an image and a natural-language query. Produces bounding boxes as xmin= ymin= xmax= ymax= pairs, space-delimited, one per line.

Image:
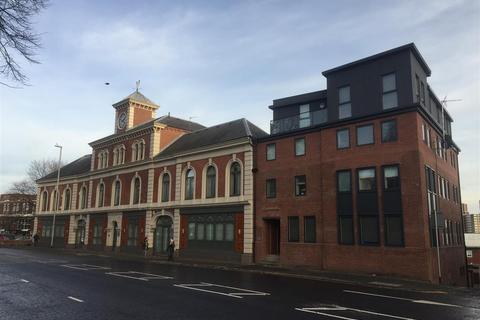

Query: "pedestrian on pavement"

xmin=168 ymin=237 xmax=175 ymax=261
xmin=143 ymin=237 xmax=149 ymax=257
xmin=33 ymin=234 xmax=39 ymax=247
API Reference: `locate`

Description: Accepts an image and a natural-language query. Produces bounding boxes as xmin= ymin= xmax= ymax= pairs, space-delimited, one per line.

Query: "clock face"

xmin=118 ymin=112 xmax=127 ymax=129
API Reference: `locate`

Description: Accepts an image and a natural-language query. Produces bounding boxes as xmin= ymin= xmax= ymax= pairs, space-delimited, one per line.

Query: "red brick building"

xmin=35 ymin=90 xmax=266 ymax=263
xmin=0 ymin=193 xmax=35 ymax=234
xmin=254 ymin=43 xmax=466 ymax=285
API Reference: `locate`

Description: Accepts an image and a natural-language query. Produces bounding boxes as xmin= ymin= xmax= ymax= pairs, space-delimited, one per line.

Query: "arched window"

xmin=206 ymin=166 xmax=216 ymax=198
xmin=41 ymin=190 xmax=48 ymax=211
xmin=113 ymin=145 xmax=126 ymax=165
xmin=230 ymin=162 xmax=241 ymax=196
xmin=97 ymin=150 xmax=108 ymax=169
xmin=120 ymin=146 xmax=125 ymax=164
xmin=64 ymin=189 xmax=71 ymax=210
xmin=51 ymin=190 xmax=58 ymax=211
xmin=80 ymin=186 xmax=87 ymax=209
xmin=113 ymin=180 xmax=121 ymax=206
xmin=161 ymin=174 xmax=170 ymax=202
xmin=98 ymin=183 xmax=105 ymax=207
xmin=113 ymin=149 xmax=118 ymax=166
xmin=131 ymin=143 xmax=137 ymax=161
xmin=137 ymin=142 xmax=143 ymax=160
xmin=132 ymin=140 xmax=145 ymax=161
xmin=185 ymin=169 xmax=195 ymax=200
xmin=132 ymin=177 xmax=141 ymax=204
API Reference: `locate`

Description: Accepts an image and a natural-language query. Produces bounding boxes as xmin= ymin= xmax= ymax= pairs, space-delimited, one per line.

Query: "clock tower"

xmin=112 ymin=88 xmax=159 ymax=134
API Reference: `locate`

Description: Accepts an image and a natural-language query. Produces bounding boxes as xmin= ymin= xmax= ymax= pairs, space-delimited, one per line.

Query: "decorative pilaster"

xmin=147 ymin=168 xmax=155 ymax=204
xmin=175 ymin=163 xmax=182 ymax=201
xmin=87 ymin=180 xmax=93 ymax=208
xmin=243 ymin=149 xmax=254 ymax=254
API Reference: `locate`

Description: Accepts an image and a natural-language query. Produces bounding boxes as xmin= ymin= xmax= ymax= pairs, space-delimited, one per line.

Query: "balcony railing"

xmin=270 ymin=109 xmax=328 ymax=134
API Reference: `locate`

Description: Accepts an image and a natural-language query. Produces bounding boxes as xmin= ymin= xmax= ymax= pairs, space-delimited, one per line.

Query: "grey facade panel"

xmin=325 ymin=49 xmax=413 ymax=122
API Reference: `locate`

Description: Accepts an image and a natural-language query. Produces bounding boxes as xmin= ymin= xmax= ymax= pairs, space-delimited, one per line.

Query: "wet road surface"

xmin=0 ymin=248 xmax=479 ymax=320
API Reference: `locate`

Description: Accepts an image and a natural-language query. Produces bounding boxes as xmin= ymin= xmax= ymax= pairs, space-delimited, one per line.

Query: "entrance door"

xmin=267 ymin=219 xmax=280 ymax=255
xmin=75 ymin=220 xmax=86 ymax=248
xmin=154 ymin=216 xmax=172 ymax=255
xmin=112 ymin=221 xmax=118 ymax=251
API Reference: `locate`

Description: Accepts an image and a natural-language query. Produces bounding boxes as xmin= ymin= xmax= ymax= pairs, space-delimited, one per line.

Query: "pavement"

xmin=0 ymin=247 xmax=479 ymax=320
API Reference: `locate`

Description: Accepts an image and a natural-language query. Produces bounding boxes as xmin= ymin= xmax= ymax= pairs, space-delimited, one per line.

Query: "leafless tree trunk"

xmin=0 ymin=0 xmax=48 ymax=87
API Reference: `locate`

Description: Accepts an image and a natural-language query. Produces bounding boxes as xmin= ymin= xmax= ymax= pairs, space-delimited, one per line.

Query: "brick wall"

xmin=254 ymin=110 xmax=466 ymax=284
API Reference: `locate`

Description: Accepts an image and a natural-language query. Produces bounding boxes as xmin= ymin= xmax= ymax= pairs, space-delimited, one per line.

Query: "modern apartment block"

xmin=34 ymin=91 xmax=266 ymax=263
xmin=464 ymin=213 xmax=480 ymax=234
xmin=254 ymin=43 xmax=466 ymax=285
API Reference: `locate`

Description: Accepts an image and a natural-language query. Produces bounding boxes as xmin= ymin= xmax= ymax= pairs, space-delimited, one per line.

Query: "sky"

xmin=0 ymin=0 xmax=479 ymax=212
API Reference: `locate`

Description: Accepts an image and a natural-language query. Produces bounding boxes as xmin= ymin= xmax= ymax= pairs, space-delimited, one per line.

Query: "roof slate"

xmin=155 ymin=118 xmax=268 ymax=159
xmin=114 ymin=90 xmax=159 ymax=108
xmin=157 ymin=115 xmax=206 ymax=132
xmin=37 ymin=155 xmax=92 ymax=182
xmin=38 ymin=118 xmax=267 ymax=182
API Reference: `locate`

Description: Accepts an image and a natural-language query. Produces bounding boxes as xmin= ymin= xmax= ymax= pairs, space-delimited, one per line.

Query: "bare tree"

xmin=9 ymin=179 xmax=36 ymax=195
xmin=0 ymin=0 xmax=48 ymax=87
xmin=9 ymin=158 xmax=63 ymax=195
xmin=26 ymin=158 xmax=60 ymax=182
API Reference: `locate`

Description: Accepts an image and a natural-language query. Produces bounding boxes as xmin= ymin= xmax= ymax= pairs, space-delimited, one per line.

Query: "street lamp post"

xmin=50 ymin=144 xmax=62 ymax=248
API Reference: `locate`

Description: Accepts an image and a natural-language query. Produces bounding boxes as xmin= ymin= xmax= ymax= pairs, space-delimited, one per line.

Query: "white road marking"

xmin=32 ymin=259 xmax=69 ymax=264
xmin=369 ymin=281 xmax=402 ymax=287
xmin=412 ymin=300 xmax=461 ymax=307
xmin=174 ymin=284 xmax=242 ymax=298
xmin=346 ymin=307 xmax=415 ymax=320
xmin=67 ymin=296 xmax=84 ymax=303
xmin=344 ymin=290 xmax=462 ymax=308
xmin=174 ymin=282 xmax=269 ymax=299
xmin=295 ymin=306 xmax=415 ymax=320
xmin=61 ymin=264 xmax=111 ymax=271
xmin=20 ymin=279 xmax=29 ymax=283
xmin=105 ymin=271 xmax=173 ymax=281
xmin=295 ymin=308 xmax=357 ymax=320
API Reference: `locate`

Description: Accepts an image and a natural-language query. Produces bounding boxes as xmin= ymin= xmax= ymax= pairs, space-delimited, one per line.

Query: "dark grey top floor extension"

xmin=268 ymin=43 xmax=454 ymax=140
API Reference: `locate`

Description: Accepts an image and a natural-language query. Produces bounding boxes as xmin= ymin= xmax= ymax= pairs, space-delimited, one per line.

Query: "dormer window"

xmin=97 ymin=150 xmax=109 ymax=169
xmin=132 ymin=140 xmax=145 ymax=161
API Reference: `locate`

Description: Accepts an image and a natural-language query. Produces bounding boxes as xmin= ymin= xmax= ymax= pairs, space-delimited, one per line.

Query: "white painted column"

xmin=68 ymin=216 xmax=76 ymax=245
xmin=175 ymin=163 xmax=182 ymax=201
xmin=174 ymin=208 xmax=180 ymax=249
xmin=84 ymin=214 xmax=90 ymax=245
xmin=147 ymin=168 xmax=154 ymax=204
xmin=72 ymin=183 xmax=78 ymax=209
xmin=146 ymin=210 xmax=154 ymax=250
xmin=87 ymin=180 xmax=93 ymax=208
xmin=243 ymin=149 xmax=254 ymax=255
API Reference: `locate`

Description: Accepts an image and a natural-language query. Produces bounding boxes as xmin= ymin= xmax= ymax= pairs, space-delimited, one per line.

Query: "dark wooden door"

xmin=268 ymin=220 xmax=280 ymax=255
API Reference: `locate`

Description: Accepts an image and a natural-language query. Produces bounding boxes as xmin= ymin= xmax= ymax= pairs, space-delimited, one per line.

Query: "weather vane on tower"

xmin=135 ymin=80 xmax=141 ymax=92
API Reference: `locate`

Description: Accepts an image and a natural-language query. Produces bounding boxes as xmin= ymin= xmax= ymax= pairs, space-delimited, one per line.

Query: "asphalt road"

xmin=0 ymin=248 xmax=479 ymax=320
